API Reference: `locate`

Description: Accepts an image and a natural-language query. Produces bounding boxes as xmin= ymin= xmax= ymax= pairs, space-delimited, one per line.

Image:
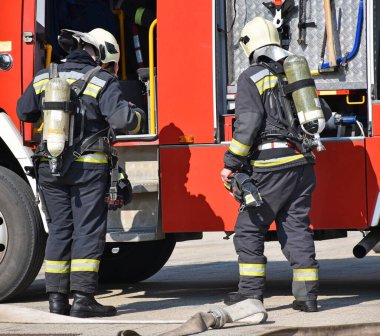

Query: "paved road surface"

xmin=1 ymin=231 xmax=380 ymax=335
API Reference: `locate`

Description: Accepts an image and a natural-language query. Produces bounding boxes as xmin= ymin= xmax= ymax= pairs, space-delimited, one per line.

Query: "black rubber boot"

xmin=70 ymin=292 xmax=117 ymax=318
xmin=292 ymin=299 xmax=318 ymax=312
xmin=48 ymin=292 xmax=71 ymax=315
xmin=224 ymin=292 xmax=264 ymax=306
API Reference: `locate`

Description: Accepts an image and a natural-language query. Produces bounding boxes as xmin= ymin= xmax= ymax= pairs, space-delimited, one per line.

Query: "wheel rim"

xmin=0 ymin=212 xmax=8 ymax=263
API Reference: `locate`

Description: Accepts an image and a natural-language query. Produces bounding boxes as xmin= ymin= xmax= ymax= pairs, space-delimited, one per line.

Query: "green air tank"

xmin=283 ymin=54 xmax=325 ymax=136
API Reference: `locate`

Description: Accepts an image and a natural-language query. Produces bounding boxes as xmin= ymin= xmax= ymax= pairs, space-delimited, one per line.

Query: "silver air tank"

xmin=42 ymin=77 xmax=71 ymax=158
xmin=283 ymin=55 xmax=326 ymax=151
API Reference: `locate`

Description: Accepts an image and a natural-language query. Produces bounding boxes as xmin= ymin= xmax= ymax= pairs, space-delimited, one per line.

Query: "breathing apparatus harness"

xmin=34 ymin=63 xmax=114 ymax=175
xmin=257 ymin=60 xmax=321 ymax=153
xmin=225 ymin=55 xmax=326 ymax=211
xmin=32 ymin=63 xmax=132 ymax=210
xmin=32 ymin=63 xmax=132 ymax=209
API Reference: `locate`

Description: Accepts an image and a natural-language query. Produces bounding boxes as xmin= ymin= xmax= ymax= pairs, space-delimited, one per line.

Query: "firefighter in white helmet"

xmin=221 ymin=17 xmax=331 ymax=312
xmin=17 ymin=28 xmax=145 ymax=318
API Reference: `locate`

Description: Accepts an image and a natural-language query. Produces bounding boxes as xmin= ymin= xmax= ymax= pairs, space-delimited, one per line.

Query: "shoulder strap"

xmin=71 ymin=66 xmax=102 ymax=97
xmin=259 ymin=61 xmax=299 ymax=133
xmin=69 ymin=66 xmax=103 ymax=149
xmin=254 ymin=62 xmax=291 ymax=132
xmin=257 ymin=60 xmax=285 ymax=75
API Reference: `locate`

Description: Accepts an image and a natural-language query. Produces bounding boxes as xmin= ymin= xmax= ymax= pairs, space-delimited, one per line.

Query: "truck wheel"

xmin=0 ymin=167 xmax=46 ymax=302
xmin=99 ymin=235 xmax=176 ymax=283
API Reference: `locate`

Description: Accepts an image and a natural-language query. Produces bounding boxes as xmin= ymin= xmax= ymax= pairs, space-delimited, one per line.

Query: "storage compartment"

xmin=219 ymin=0 xmax=371 ymax=142
xmin=43 ymin=0 xmax=156 ymax=79
xmin=30 ymin=0 xmax=158 ymax=143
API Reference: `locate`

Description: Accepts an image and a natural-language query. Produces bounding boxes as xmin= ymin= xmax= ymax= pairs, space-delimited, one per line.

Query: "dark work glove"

xmin=105 ymin=166 xmax=133 ymax=210
xmin=225 ymin=172 xmax=263 ymax=211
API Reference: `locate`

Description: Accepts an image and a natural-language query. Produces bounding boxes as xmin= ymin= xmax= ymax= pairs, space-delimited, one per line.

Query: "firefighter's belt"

xmin=225 ymin=173 xmax=263 ymax=211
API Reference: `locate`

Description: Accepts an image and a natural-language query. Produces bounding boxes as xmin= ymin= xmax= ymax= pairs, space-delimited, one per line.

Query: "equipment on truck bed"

xmin=297 ymin=0 xmax=316 ymax=45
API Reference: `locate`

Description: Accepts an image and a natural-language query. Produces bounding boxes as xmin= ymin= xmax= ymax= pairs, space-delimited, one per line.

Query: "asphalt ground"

xmin=1 ymin=231 xmax=380 ymax=335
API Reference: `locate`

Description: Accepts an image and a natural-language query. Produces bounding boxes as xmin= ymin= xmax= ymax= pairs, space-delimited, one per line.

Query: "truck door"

xmin=157 ymin=1 xmax=215 ymax=145
xmin=20 ymin=0 xmax=43 ymax=143
xmin=0 ymin=1 xmax=24 ymax=128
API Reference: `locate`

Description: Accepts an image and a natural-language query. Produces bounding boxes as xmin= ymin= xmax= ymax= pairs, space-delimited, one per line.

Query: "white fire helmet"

xmin=239 ymin=17 xmax=281 ymax=58
xmin=58 ymin=28 xmax=120 ymax=65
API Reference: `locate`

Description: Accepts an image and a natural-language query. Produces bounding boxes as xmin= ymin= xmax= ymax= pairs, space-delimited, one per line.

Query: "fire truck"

xmin=0 ymin=0 xmax=378 ymax=301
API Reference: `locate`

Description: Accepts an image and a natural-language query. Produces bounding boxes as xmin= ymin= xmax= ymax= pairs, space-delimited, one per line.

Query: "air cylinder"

xmin=283 ymin=55 xmax=325 ymax=136
xmin=42 ymin=78 xmax=71 ymax=157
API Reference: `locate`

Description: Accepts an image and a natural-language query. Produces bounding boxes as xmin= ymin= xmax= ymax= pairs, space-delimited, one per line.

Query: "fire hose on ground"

xmin=118 ymin=298 xmax=268 ymax=336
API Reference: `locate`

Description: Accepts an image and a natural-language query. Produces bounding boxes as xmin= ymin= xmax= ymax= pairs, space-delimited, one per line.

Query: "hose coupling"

xmin=208 ymin=307 xmax=229 ymax=329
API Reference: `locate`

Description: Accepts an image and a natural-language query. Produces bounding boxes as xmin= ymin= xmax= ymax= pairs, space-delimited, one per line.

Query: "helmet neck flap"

xmin=253 ymin=45 xmax=292 ymax=63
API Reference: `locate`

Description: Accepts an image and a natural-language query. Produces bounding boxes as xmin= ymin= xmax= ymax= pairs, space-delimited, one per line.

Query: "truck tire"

xmin=0 ymin=167 xmax=46 ymax=302
xmin=99 ymin=235 xmax=176 ymax=283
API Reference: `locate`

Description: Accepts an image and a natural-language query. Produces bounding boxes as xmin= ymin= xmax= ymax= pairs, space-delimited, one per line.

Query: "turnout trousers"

xmin=38 ymin=163 xmax=109 ymax=294
xmin=233 ymin=164 xmax=319 ymax=301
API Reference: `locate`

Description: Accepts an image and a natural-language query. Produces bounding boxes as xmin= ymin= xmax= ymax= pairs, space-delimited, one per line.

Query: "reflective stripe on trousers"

xmin=239 ymin=263 xmax=266 ymax=277
xmin=45 ymin=259 xmax=100 ymax=273
xmin=293 ymin=268 xmax=319 ymax=282
xmin=45 ymin=260 xmax=70 ymax=274
xmin=71 ymin=259 xmax=100 ymax=272
xmin=292 ymin=268 xmax=319 ymax=301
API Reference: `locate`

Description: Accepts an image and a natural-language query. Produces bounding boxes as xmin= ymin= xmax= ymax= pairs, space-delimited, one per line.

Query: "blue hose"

xmin=321 ymin=0 xmax=364 ymax=69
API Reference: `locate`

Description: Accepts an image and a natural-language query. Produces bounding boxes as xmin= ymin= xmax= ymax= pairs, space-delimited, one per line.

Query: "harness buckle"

xmin=109 ymin=186 xmax=118 ymax=201
xmin=73 ymin=151 xmax=81 ymax=158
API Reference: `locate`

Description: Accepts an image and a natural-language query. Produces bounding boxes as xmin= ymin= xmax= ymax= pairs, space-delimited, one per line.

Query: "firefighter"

xmin=221 ymin=17 xmax=331 ymax=312
xmin=17 ymin=28 xmax=145 ymax=317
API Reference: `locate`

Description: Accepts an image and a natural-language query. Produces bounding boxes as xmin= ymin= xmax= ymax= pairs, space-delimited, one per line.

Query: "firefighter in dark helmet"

xmin=221 ymin=17 xmax=332 ymax=313
xmin=17 ymin=28 xmax=145 ymax=318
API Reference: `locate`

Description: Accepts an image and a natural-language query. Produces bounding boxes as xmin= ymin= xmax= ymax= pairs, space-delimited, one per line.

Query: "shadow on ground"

xmin=8 ymin=255 xmax=380 ymax=317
